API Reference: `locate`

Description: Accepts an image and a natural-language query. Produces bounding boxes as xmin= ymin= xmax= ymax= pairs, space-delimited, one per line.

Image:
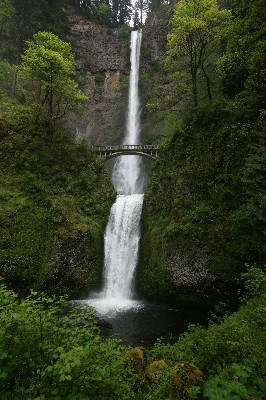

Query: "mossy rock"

xmin=171 ymin=362 xmax=203 ymax=397
xmin=146 ymin=359 xmax=167 ymax=381
xmin=122 ymin=347 xmax=146 ymax=377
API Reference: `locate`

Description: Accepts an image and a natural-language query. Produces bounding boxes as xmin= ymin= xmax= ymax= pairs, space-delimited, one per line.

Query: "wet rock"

xmin=74 ymin=317 xmax=113 ymax=329
xmin=95 ymin=317 xmax=113 ymax=329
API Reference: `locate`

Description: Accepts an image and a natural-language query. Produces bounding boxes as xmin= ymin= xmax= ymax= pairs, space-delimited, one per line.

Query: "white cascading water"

xmin=90 ymin=30 xmax=144 ymax=313
xmin=112 ymin=29 xmax=145 ymax=195
xmin=103 ymin=193 xmax=143 ymax=300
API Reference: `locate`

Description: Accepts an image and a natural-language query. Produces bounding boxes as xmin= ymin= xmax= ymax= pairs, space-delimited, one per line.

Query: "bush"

xmin=0 ymin=282 xmax=137 ymax=400
xmin=204 ymin=363 xmax=266 ymax=400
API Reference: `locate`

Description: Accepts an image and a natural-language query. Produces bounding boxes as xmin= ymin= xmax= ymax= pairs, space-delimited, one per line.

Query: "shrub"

xmin=0 ymin=282 xmax=137 ymax=399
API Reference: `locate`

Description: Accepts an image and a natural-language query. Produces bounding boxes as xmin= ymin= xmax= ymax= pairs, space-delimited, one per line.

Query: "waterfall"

xmin=90 ymin=30 xmax=144 ymax=313
xmin=102 ymin=193 xmax=143 ymax=300
xmin=112 ymin=30 xmax=144 ymax=195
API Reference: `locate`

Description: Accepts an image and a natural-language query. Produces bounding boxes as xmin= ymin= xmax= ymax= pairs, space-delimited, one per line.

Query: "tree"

xmin=166 ymin=0 xmax=231 ymax=107
xmin=0 ymin=0 xmax=15 ymax=56
xmin=0 ymin=0 xmax=15 ymax=42
xmin=133 ymin=0 xmax=149 ymax=26
xmin=2 ymin=0 xmax=69 ymax=64
xmin=217 ymin=0 xmax=266 ymax=113
xmin=132 ymin=9 xmax=141 ymax=29
xmin=18 ymin=31 xmax=87 ymax=121
xmin=148 ymin=0 xmax=164 ymax=11
xmin=111 ymin=0 xmax=133 ymax=26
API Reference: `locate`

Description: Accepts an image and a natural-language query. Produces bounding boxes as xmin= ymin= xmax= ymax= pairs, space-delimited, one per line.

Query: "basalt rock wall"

xmin=67 ymin=8 xmax=173 ymax=146
xmin=140 ymin=8 xmax=173 ymax=142
xmin=67 ymin=11 xmax=131 ymax=145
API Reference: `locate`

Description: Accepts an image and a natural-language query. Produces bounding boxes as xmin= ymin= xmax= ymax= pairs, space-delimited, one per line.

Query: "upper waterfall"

xmin=111 ymin=30 xmax=145 ymax=195
xmin=125 ymin=30 xmax=142 ymax=145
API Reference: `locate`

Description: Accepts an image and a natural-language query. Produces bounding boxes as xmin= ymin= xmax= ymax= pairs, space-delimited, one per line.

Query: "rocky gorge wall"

xmin=140 ymin=7 xmax=173 ymax=142
xmin=67 ymin=11 xmax=131 ymax=146
xmin=66 ymin=7 xmax=173 ymax=146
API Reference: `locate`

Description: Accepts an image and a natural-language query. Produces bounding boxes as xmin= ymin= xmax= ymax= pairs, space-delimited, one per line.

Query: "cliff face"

xmin=67 ymin=11 xmax=131 ymax=145
xmin=141 ymin=9 xmax=172 ymax=69
xmin=140 ymin=8 xmax=173 ymax=142
xmin=136 ymin=9 xmax=221 ymax=307
xmin=66 ymin=8 xmax=173 ymax=146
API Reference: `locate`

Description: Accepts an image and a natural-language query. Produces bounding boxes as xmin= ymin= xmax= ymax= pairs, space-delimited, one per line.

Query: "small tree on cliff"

xmin=166 ymin=0 xmax=231 ymax=107
xmin=18 ymin=31 xmax=87 ymax=122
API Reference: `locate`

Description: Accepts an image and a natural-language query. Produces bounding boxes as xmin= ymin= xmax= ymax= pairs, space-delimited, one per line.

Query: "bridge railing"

xmin=92 ymin=144 xmax=160 ymax=151
xmin=91 ymin=144 xmax=160 ymax=160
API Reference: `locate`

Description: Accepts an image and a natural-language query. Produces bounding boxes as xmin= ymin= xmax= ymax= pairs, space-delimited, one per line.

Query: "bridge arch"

xmin=92 ymin=144 xmax=159 ymax=161
xmin=105 ymin=151 xmax=156 ymax=161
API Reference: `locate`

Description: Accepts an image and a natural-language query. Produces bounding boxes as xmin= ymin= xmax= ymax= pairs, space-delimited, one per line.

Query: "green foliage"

xmin=0 ymin=0 xmax=15 ymax=40
xmin=118 ymin=23 xmax=132 ymax=39
xmin=241 ymin=265 xmax=266 ymax=301
xmin=166 ymin=0 xmax=231 ymax=106
xmin=144 ymin=270 xmax=266 ymax=399
xmin=0 ymin=270 xmax=265 ymax=399
xmin=204 ymin=363 xmax=266 ymax=400
xmin=108 ymin=0 xmax=133 ymax=26
xmin=138 ymin=0 xmax=266 ymax=305
xmin=174 ymin=298 xmax=266 ymax=372
xmin=68 ymin=0 xmax=134 ymax=27
xmin=0 ymin=58 xmax=22 ymax=97
xmin=138 ymin=112 xmax=266 ymax=304
xmin=217 ymin=0 xmax=266 ymax=114
xmin=18 ymin=31 xmax=87 ymax=122
xmin=0 ymin=0 xmax=70 ymax=63
xmin=0 ymin=283 xmax=137 ymax=400
xmin=0 ymin=98 xmax=115 ymax=296
xmin=0 ymin=3 xmax=114 ymax=300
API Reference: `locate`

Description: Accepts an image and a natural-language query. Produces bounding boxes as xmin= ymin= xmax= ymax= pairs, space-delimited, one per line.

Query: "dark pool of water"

xmin=102 ymin=303 xmax=208 ymax=347
xmin=72 ymin=299 xmax=209 ymax=347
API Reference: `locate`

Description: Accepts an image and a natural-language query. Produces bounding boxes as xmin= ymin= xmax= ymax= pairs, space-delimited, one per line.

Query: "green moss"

xmin=121 ymin=347 xmax=146 ymax=379
xmin=0 ymin=107 xmax=115 ymax=297
xmin=138 ymin=112 xmax=266 ymax=306
xmin=171 ymin=362 xmax=204 ymax=394
xmin=146 ymin=360 xmax=167 ymax=381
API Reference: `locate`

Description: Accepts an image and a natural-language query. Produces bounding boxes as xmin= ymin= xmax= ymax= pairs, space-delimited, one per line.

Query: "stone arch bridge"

xmin=92 ymin=144 xmax=160 ymax=161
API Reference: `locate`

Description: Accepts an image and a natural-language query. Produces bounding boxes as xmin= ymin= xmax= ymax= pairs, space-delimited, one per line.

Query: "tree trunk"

xmin=11 ymin=70 xmax=17 ymax=96
xmin=202 ymin=64 xmax=212 ymax=102
xmin=192 ymin=74 xmax=198 ymax=107
xmin=11 ymin=57 xmax=19 ymax=96
xmin=49 ymin=91 xmax=53 ymax=117
xmin=49 ymin=76 xmax=53 ymax=117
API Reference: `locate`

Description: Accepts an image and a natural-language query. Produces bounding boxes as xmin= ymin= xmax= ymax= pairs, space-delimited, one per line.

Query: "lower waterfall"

xmin=102 ymin=194 xmax=144 ymax=301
